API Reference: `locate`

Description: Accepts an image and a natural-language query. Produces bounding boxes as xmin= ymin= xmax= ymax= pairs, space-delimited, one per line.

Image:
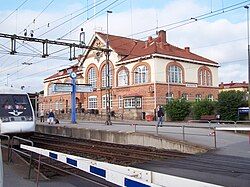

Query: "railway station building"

xmin=40 ymin=30 xmax=219 ymax=119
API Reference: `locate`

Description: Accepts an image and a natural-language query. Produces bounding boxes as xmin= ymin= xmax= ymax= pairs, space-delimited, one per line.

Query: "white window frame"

xmin=208 ymin=94 xmax=214 ymax=101
xmin=102 ymin=64 xmax=113 ymax=88
xmin=182 ymin=93 xmax=188 ymax=100
xmin=88 ymin=96 xmax=97 ymax=109
xmin=124 ymin=97 xmax=142 ymax=109
xmin=118 ymin=96 xmax=123 ymax=108
xmin=169 ymin=66 xmax=182 ymax=84
xmin=134 ymin=66 xmax=148 ymax=84
xmin=195 ymin=94 xmax=202 ymax=102
xmin=118 ymin=70 xmax=128 ymax=86
xmin=88 ymin=67 xmax=97 ymax=88
xmin=48 ymin=84 xmax=53 ymax=96
xmin=102 ymin=94 xmax=113 ymax=109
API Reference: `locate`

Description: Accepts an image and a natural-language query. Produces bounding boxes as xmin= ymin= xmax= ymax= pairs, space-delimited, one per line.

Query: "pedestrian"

xmin=40 ymin=109 xmax=45 ymax=122
xmin=157 ymin=106 xmax=164 ymax=127
xmin=47 ymin=109 xmax=55 ymax=124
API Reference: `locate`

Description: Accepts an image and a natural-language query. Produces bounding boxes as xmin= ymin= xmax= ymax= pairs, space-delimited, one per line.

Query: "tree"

xmin=217 ymin=91 xmax=247 ymax=121
xmin=164 ymin=99 xmax=191 ymax=121
xmin=192 ymin=100 xmax=217 ymax=119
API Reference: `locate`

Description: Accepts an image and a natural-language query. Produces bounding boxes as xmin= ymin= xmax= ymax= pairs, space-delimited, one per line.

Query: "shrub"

xmin=192 ymin=100 xmax=217 ymax=119
xmin=164 ymin=99 xmax=191 ymax=121
xmin=217 ymin=90 xmax=247 ymax=121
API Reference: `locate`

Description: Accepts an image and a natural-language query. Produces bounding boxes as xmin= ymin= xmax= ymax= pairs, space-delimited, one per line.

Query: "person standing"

xmin=48 ymin=109 xmax=55 ymax=124
xmin=40 ymin=109 xmax=45 ymax=122
xmin=157 ymin=106 xmax=164 ymax=127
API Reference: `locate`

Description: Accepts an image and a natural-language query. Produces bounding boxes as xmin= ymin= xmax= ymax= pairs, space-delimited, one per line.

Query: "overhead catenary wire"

xmin=20 ymin=0 xmax=55 ymax=34
xmin=0 ymin=0 xmax=29 ymax=25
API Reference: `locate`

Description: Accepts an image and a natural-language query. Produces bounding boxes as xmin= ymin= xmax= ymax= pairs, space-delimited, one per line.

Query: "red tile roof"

xmin=96 ymin=31 xmax=217 ymax=64
xmin=44 ymin=65 xmax=80 ymax=81
xmin=219 ymin=82 xmax=248 ymax=89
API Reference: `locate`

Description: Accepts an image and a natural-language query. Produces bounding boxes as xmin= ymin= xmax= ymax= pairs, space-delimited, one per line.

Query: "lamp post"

xmin=244 ymin=5 xmax=250 ymax=120
xmin=105 ymin=10 xmax=112 ymax=125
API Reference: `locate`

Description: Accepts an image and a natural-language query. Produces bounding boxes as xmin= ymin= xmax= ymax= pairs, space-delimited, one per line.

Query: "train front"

xmin=0 ymin=93 xmax=35 ymax=134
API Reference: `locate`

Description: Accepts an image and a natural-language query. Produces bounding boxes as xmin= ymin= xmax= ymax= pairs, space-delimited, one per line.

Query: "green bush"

xmin=164 ymin=99 xmax=191 ymax=121
xmin=217 ymin=91 xmax=247 ymax=121
xmin=192 ymin=100 xmax=217 ymax=119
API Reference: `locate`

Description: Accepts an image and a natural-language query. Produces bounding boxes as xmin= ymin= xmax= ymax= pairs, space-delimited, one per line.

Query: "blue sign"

xmin=238 ymin=107 xmax=249 ymax=114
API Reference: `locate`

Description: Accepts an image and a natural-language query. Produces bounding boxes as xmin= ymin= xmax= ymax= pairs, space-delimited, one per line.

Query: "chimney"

xmin=230 ymin=81 xmax=233 ymax=84
xmin=243 ymin=81 xmax=246 ymax=84
xmin=145 ymin=36 xmax=153 ymax=48
xmin=158 ymin=30 xmax=166 ymax=43
xmin=184 ymin=47 xmax=190 ymax=52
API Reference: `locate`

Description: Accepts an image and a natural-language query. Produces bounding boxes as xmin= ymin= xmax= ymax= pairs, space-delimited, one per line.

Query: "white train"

xmin=0 ymin=86 xmax=35 ymax=134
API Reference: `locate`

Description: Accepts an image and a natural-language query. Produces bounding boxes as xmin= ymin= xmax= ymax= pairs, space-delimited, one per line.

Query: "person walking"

xmin=47 ymin=109 xmax=55 ymax=124
xmin=40 ymin=109 xmax=45 ymax=122
xmin=157 ymin=106 xmax=164 ymax=127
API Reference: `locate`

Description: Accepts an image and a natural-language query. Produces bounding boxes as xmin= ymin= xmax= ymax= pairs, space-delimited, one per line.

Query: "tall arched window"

xmin=88 ymin=67 xmax=97 ymax=88
xmin=118 ymin=69 xmax=128 ymax=86
xmin=134 ymin=65 xmax=148 ymax=84
xmin=198 ymin=67 xmax=212 ymax=86
xmin=168 ymin=66 xmax=182 ymax=83
xmin=102 ymin=64 xmax=112 ymax=87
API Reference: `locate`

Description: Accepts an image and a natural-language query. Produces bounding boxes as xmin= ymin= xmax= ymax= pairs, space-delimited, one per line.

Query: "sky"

xmin=0 ymin=0 xmax=249 ymax=92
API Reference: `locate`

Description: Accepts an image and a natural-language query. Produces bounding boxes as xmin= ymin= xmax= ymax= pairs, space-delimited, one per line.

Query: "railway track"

xmin=12 ymin=132 xmax=190 ymax=181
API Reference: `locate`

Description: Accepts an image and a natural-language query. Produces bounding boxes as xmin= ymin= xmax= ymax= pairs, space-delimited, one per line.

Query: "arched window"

xmin=88 ymin=67 xmax=97 ymax=88
xmin=102 ymin=64 xmax=112 ymax=87
xmin=168 ymin=66 xmax=182 ymax=83
xmin=118 ymin=69 xmax=128 ymax=86
xmin=198 ymin=67 xmax=212 ymax=86
xmin=182 ymin=93 xmax=188 ymax=100
xmin=207 ymin=94 xmax=214 ymax=101
xmin=134 ymin=65 xmax=148 ymax=84
xmin=195 ymin=94 xmax=202 ymax=102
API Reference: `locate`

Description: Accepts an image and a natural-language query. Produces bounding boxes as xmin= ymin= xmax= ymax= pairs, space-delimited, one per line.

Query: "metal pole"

xmin=167 ymin=73 xmax=170 ymax=102
xmin=214 ymin=128 xmax=217 ymax=149
xmin=36 ymin=154 xmax=41 ymax=187
xmin=6 ymin=74 xmax=9 ymax=86
xmin=71 ymin=77 xmax=76 ymax=124
xmin=105 ymin=10 xmax=112 ymax=126
xmin=244 ymin=6 xmax=250 ymax=120
xmin=182 ymin=125 xmax=185 ymax=141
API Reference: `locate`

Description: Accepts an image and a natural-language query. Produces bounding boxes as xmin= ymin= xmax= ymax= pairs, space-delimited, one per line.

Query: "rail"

xmin=9 ymin=136 xmax=34 ymax=179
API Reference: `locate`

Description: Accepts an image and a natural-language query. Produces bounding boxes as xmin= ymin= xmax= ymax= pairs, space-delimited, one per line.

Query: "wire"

xmin=0 ymin=0 xmax=29 ymax=25
xmin=21 ymin=0 xmax=55 ymax=34
xmin=38 ymin=0 xmax=109 ymax=37
xmin=58 ymin=0 xmax=122 ymax=39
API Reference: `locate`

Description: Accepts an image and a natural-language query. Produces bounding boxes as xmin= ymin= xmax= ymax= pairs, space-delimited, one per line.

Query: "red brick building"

xmin=219 ymin=81 xmax=248 ymax=92
xmin=41 ymin=30 xmax=219 ymax=119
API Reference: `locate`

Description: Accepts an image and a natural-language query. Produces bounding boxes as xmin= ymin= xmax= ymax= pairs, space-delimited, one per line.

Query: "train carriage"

xmin=0 ymin=86 xmax=35 ymax=134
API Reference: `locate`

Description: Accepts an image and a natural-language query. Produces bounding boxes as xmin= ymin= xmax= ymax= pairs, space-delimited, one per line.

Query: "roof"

xmin=96 ymin=31 xmax=217 ymax=64
xmin=44 ymin=65 xmax=80 ymax=81
xmin=219 ymin=82 xmax=248 ymax=89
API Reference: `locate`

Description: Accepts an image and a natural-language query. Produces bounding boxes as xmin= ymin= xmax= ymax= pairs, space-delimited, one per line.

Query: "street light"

xmin=244 ymin=5 xmax=250 ymax=119
xmin=105 ymin=10 xmax=112 ymax=125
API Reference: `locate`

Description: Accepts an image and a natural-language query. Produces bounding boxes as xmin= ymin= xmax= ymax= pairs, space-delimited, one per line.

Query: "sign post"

xmin=70 ymin=72 xmax=77 ymax=124
xmin=52 ymin=75 xmax=93 ymax=124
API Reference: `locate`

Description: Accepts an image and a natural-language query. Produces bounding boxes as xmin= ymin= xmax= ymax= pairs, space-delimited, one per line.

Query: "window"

xmin=168 ymin=66 xmax=182 ymax=83
xmin=88 ymin=96 xmax=97 ymax=109
xmin=118 ymin=70 xmax=128 ymax=86
xmin=166 ymin=92 xmax=174 ymax=102
xmin=102 ymin=64 xmax=113 ymax=88
xmin=124 ymin=97 xmax=142 ymax=108
xmin=208 ymin=94 xmax=214 ymax=101
xmin=134 ymin=65 xmax=148 ymax=84
xmin=88 ymin=67 xmax=97 ymax=88
xmin=182 ymin=93 xmax=188 ymax=100
xmin=195 ymin=94 xmax=202 ymax=102
xmin=118 ymin=96 xmax=123 ymax=108
xmin=102 ymin=94 xmax=113 ymax=109
xmin=198 ymin=67 xmax=212 ymax=86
